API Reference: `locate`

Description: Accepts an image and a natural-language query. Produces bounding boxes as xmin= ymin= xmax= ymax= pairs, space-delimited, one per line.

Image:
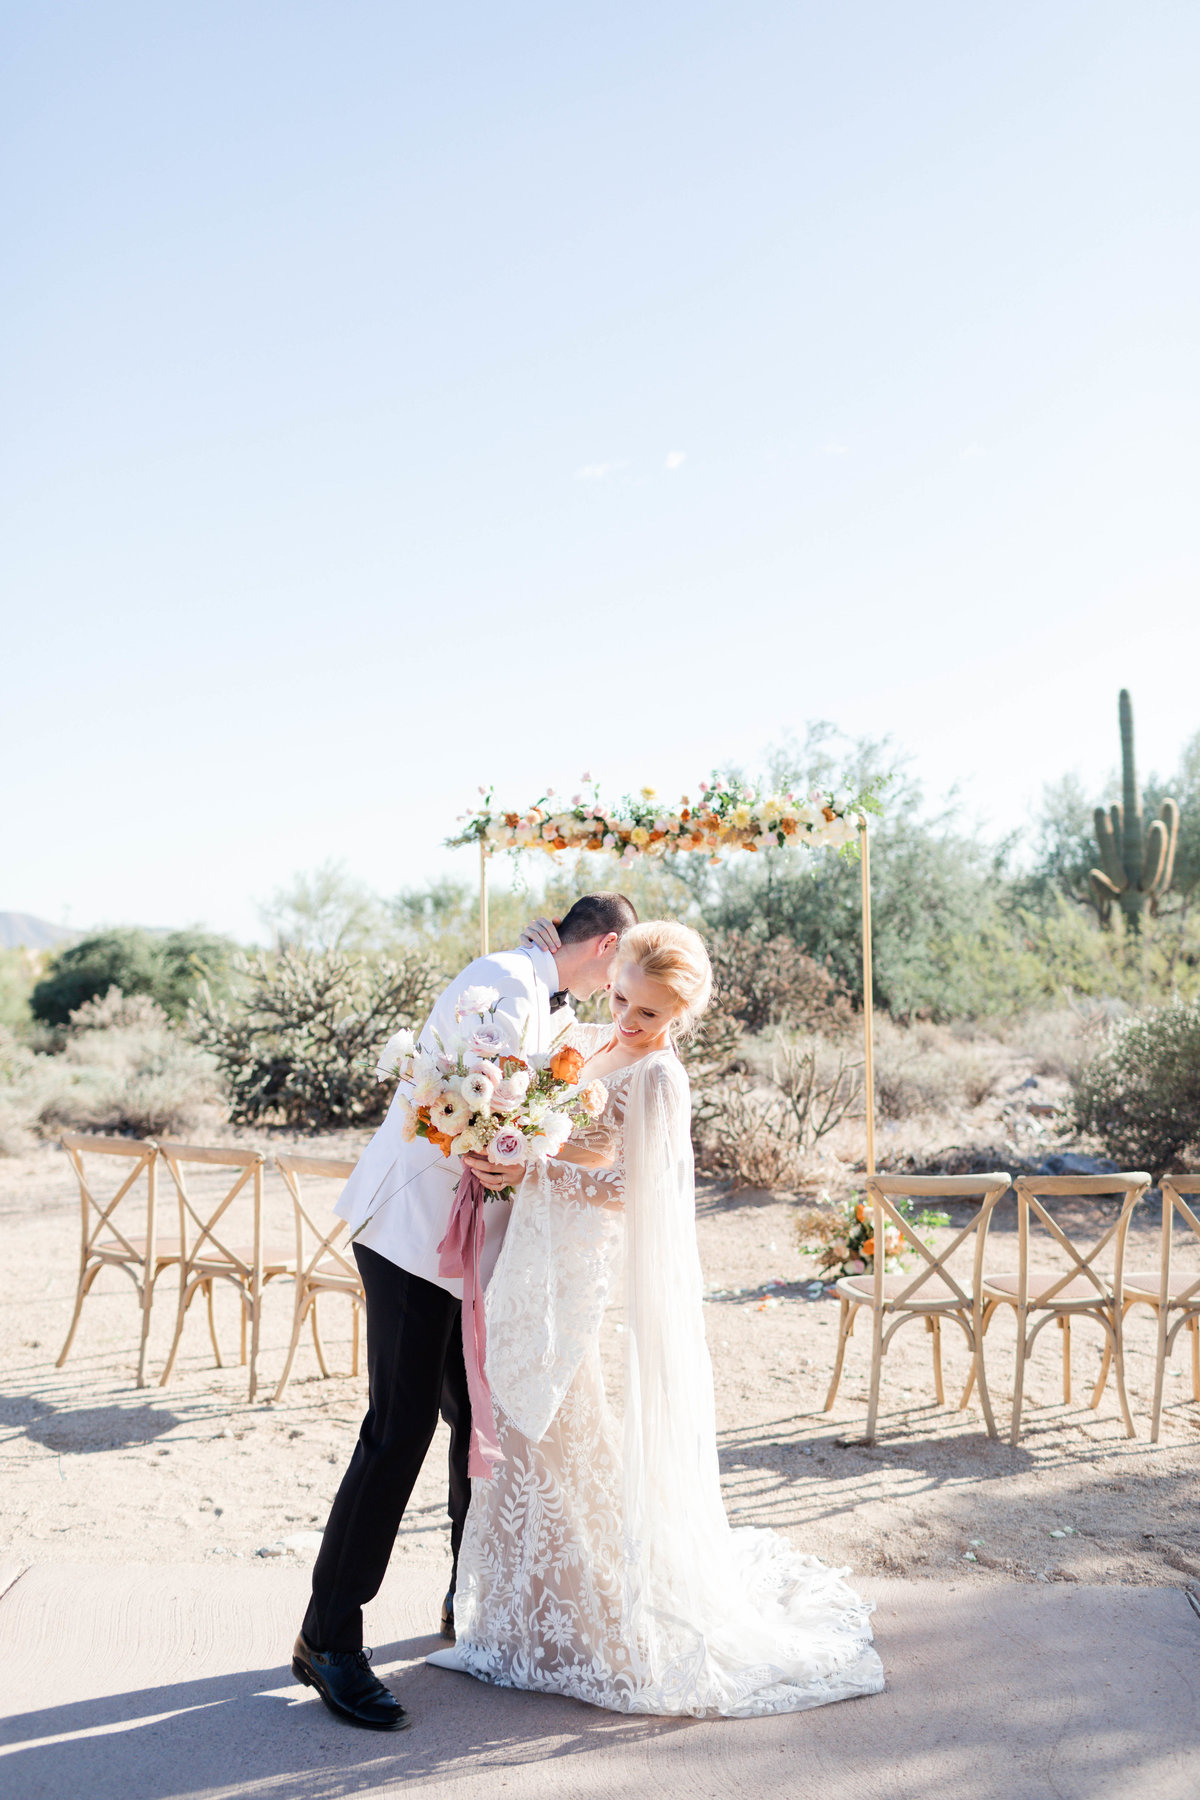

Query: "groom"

xmin=292 ymin=890 xmax=638 ymax=1730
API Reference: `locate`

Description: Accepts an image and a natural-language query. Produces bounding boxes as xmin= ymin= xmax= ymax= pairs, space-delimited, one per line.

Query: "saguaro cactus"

xmin=1089 ymin=689 xmax=1179 ymax=931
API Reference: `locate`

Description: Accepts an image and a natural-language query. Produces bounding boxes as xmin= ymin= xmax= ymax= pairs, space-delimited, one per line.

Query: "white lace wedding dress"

xmin=427 ymin=1026 xmax=885 ymax=1717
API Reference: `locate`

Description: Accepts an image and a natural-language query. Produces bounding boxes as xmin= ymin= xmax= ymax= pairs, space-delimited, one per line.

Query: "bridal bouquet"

xmin=374 ymin=985 xmax=608 ymax=1195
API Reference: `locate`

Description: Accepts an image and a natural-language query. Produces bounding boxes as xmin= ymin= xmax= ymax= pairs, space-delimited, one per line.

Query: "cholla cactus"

xmin=1089 ymin=689 xmax=1179 ymax=931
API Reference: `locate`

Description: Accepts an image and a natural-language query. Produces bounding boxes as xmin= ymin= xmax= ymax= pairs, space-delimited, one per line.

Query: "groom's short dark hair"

xmin=557 ymin=892 xmax=638 ymax=944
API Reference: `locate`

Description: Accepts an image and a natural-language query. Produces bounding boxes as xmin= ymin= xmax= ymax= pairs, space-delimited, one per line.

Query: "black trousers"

xmin=302 ymin=1244 xmax=472 ymax=1652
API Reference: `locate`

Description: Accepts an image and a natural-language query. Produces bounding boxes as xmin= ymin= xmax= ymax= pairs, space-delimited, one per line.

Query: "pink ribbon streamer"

xmin=437 ymin=1166 xmax=505 ymax=1481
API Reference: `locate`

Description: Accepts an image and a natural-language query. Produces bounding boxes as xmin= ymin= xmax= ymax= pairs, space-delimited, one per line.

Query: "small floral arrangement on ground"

xmin=794 ymin=1192 xmax=953 ymax=1281
xmin=447 ymin=772 xmax=878 ymax=864
xmin=373 ymin=986 xmax=607 ymax=1196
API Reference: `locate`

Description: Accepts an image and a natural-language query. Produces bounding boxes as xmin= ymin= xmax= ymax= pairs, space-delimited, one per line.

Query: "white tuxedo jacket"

xmin=336 ymin=944 xmax=568 ymax=1296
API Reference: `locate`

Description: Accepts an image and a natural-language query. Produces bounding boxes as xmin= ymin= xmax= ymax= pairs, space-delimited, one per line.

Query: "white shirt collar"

xmin=524 ymin=943 xmax=561 ymax=997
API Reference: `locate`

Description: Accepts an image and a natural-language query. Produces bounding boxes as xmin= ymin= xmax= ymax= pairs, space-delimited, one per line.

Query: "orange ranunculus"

xmin=550 ymin=1044 xmax=586 ymax=1083
xmin=680 ymin=807 xmax=691 ymax=822
xmin=504 ymin=812 xmax=520 ymax=828
xmin=862 ymin=1237 xmax=876 ymax=1256
xmin=586 ymin=837 xmax=603 ymax=850
xmin=780 ymin=818 xmax=797 ymax=834
xmin=822 ymin=805 xmax=836 ymax=822
xmin=553 ymin=836 xmax=567 ymax=849
xmin=856 ymin=1202 xmax=867 ymax=1223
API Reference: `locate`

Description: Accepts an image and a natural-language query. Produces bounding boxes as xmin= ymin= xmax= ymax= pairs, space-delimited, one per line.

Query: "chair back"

xmin=867 ymin=1173 xmax=1012 ymax=1309
xmin=1011 ymin=1174 xmax=1151 ymax=1307
xmin=274 ymin=1152 xmax=360 ymax=1289
xmin=157 ymin=1141 xmax=266 ymax=1278
xmin=61 ymin=1131 xmax=159 ymax=1265
xmin=1159 ymin=1177 xmax=1200 ymax=1313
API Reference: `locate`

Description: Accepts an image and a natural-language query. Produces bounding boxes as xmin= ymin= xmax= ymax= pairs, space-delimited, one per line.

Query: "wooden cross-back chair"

xmin=1114 ymin=1176 xmax=1200 ymax=1442
xmin=970 ymin=1173 xmax=1150 ymax=1445
xmin=823 ymin=1172 xmax=1012 ymax=1443
xmin=156 ymin=1142 xmax=293 ymax=1401
xmin=272 ymin=1153 xmax=363 ymax=1402
xmin=56 ymin=1132 xmax=176 ymax=1387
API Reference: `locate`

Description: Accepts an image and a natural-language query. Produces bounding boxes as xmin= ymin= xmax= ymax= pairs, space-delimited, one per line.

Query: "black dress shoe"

xmin=439 ymin=1591 xmax=455 ymax=1642
xmin=291 ymin=1632 xmax=411 ymax=1731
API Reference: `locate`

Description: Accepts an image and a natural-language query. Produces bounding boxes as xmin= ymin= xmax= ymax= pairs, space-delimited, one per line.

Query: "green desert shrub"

xmin=1069 ymin=999 xmax=1200 ymax=1176
xmin=706 ymin=930 xmax=853 ymax=1035
xmin=191 ymin=945 xmax=443 ymax=1130
xmin=31 ymin=928 xmax=236 ymax=1027
xmin=1 ymin=990 xmax=223 ymax=1148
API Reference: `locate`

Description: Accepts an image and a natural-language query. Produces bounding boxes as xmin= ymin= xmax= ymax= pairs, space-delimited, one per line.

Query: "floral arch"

xmin=449 ymin=774 xmax=881 ymax=1173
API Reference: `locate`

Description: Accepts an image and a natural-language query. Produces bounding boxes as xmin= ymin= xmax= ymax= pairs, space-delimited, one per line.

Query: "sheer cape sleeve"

xmin=619 ymin=1050 xmax=880 ymax=1711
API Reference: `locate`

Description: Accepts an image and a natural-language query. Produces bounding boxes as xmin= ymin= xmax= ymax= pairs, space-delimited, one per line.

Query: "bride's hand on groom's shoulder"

xmin=518 ymin=917 xmax=561 ymax=954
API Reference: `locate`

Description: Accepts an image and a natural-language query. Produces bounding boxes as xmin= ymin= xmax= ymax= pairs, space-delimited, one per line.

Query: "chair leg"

xmin=205 ymin=1280 xmax=224 ymax=1368
xmin=159 ymin=1273 xmax=199 ymax=1387
xmin=1091 ymin=1337 xmax=1112 ymax=1407
xmin=1010 ymin=1306 xmax=1028 ymax=1447
xmin=864 ymin=1306 xmax=885 ymax=1444
xmin=1191 ymin=1318 xmax=1200 ymax=1403
xmin=239 ymin=1294 xmax=247 ymax=1367
xmin=135 ymin=1265 xmax=155 ymax=1389
xmin=247 ymin=1284 xmax=262 ymax=1403
xmin=272 ymin=1289 xmax=308 ymax=1404
xmin=970 ymin=1320 xmax=998 ymax=1440
xmin=310 ymin=1296 xmax=330 ymax=1379
xmin=1149 ymin=1303 xmax=1170 ymax=1445
xmin=1060 ymin=1314 xmax=1071 ymax=1404
xmin=823 ymin=1297 xmax=853 ymax=1412
xmin=1110 ymin=1306 xmax=1136 ymax=1440
xmin=959 ymin=1300 xmax=997 ymax=1409
xmin=55 ymin=1260 xmax=103 ymax=1369
xmin=927 ymin=1315 xmax=945 ymax=1405
xmin=351 ymin=1297 xmax=361 ymax=1377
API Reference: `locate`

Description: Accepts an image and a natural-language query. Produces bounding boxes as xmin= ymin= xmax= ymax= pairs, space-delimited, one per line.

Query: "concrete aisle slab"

xmin=0 ymin=1563 xmax=1196 ymax=1800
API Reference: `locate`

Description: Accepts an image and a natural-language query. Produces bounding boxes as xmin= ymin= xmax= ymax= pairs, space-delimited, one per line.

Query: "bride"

xmin=429 ymin=920 xmax=884 ymax=1718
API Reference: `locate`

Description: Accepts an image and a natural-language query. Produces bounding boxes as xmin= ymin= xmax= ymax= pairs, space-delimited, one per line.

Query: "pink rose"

xmin=465 ymin=1055 xmax=502 ymax=1087
xmin=491 ymin=1071 xmax=530 ymax=1111
xmin=578 ymin=1080 xmax=608 ymax=1118
xmin=468 ymin=1023 xmax=508 ymax=1057
xmin=488 ymin=1127 xmax=528 ymax=1167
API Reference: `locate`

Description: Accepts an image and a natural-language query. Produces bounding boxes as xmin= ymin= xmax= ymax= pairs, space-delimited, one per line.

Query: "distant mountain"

xmin=0 ymin=912 xmax=77 ymax=951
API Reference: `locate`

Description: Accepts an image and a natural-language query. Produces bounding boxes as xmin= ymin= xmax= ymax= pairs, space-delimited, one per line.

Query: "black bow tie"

xmin=549 ymin=990 xmax=569 ymax=1013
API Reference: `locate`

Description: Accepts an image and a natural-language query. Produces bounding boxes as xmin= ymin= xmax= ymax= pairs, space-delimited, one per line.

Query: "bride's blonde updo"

xmin=617 ymin=921 xmax=713 ymax=1036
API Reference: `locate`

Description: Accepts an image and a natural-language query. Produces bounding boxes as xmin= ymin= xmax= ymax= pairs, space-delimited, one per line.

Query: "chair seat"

xmin=96 ymin=1234 xmax=184 ymax=1263
xmin=305 ymin=1259 xmax=362 ymax=1289
xmin=187 ymin=1245 xmax=295 ymax=1274
xmin=1123 ymin=1271 xmax=1200 ymax=1303
xmin=983 ymin=1271 xmax=1108 ymax=1305
xmin=836 ymin=1272 xmax=968 ymax=1309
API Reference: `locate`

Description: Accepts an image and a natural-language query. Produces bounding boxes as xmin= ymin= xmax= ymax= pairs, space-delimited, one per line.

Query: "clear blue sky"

xmin=4 ymin=2 xmax=1197 ymax=939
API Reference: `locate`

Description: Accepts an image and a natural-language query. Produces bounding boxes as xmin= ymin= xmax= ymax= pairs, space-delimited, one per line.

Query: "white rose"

xmin=455 ymin=985 xmax=501 ymax=1021
xmin=529 ymin=1110 xmax=572 ymax=1158
xmin=375 ymin=1027 xmax=416 ymax=1080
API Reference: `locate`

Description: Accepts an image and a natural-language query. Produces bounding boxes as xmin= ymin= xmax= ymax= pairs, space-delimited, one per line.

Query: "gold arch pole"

xmin=860 ymin=818 xmax=876 ymax=1177
xmin=476 ymin=815 xmax=878 ymax=1178
xmin=479 ymin=841 xmax=489 ymax=956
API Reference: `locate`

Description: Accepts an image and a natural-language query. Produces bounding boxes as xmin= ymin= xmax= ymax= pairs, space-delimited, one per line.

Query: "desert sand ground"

xmin=3 ymin=1134 xmax=1198 ymax=1602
